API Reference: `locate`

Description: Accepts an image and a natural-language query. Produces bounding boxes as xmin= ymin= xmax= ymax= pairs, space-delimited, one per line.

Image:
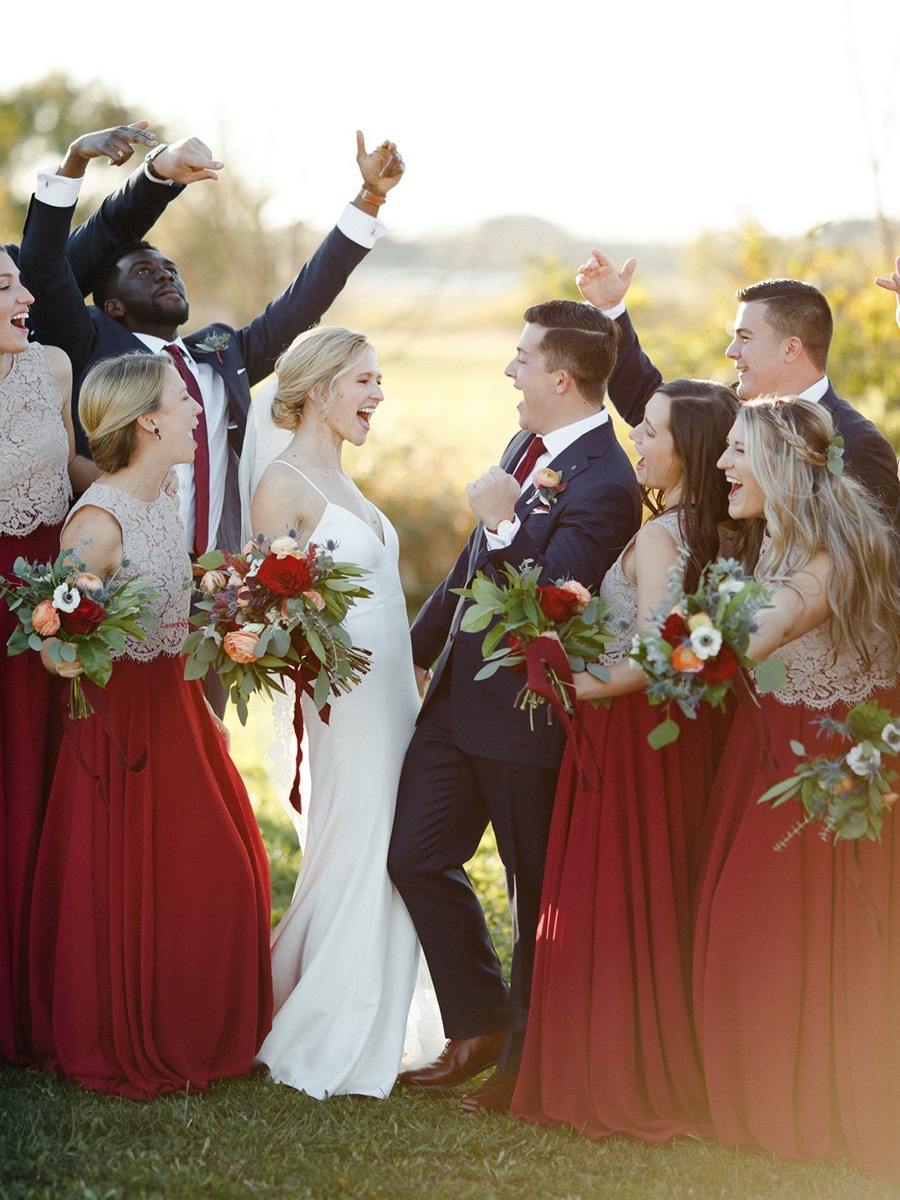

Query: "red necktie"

xmin=165 ymin=344 xmax=210 ymax=555
xmin=512 ymin=436 xmax=547 ymax=486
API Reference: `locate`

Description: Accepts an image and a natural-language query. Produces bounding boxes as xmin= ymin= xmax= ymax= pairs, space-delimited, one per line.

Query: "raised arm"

xmin=875 ymin=255 xmax=900 ymax=335
xmin=233 ymin=132 xmax=406 ymax=386
xmin=576 ymin=249 xmax=662 ymax=426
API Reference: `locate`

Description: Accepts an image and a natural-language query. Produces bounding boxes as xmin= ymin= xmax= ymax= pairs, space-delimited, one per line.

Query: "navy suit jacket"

xmin=18 ymin=187 xmax=369 ymax=547
xmin=411 ymin=419 xmax=642 ymax=769
xmin=607 ymin=310 xmax=900 ymax=517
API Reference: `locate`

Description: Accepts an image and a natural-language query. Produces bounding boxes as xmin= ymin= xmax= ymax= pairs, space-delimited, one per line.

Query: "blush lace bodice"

xmin=65 ymin=483 xmax=191 ymax=661
xmin=599 ymin=508 xmax=687 ymax=665
xmin=0 ymin=343 xmax=71 ymax=536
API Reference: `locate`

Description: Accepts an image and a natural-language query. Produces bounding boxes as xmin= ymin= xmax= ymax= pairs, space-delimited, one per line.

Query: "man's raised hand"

xmin=147 ymin=138 xmax=223 ymax=186
xmin=356 ymin=131 xmax=405 ymax=196
xmin=59 ymin=121 xmax=159 ymax=179
xmin=576 ymin=249 xmax=637 ymax=310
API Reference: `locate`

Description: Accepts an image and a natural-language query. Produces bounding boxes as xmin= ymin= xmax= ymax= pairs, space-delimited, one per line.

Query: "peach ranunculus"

xmin=223 ymin=630 xmax=261 ymax=663
xmin=303 ymin=589 xmax=326 ymax=611
xmin=32 ymin=599 xmax=60 ymax=636
xmin=533 ymin=467 xmax=563 ymax=490
xmin=671 ymin=644 xmax=705 ymax=674
xmin=269 ymin=536 xmax=301 ymax=559
xmin=559 ymin=580 xmax=591 ymax=611
xmin=74 ymin=573 xmax=104 ymax=594
xmin=200 ymin=570 xmax=228 ymax=594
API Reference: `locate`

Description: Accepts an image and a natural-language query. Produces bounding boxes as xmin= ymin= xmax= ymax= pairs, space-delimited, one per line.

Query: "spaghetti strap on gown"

xmin=513 ymin=509 xmax=732 ymax=1139
xmin=255 ymin=465 xmax=443 ymax=1098
xmin=28 ymin=483 xmax=272 ymax=1098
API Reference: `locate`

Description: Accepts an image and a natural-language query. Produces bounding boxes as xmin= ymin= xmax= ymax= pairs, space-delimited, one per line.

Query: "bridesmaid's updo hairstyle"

xmin=79 ymin=352 xmax=172 ymax=473
xmin=740 ymin=396 xmax=900 ymax=670
xmin=271 ymin=327 xmax=370 ymax=431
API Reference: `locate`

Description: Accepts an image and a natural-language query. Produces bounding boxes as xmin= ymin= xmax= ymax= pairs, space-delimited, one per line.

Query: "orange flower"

xmin=223 ymin=630 xmax=260 ymax=663
xmin=533 ymin=467 xmax=562 ymax=490
xmin=31 ymin=599 xmax=60 ymax=636
xmin=672 ymin=644 xmax=705 ymax=674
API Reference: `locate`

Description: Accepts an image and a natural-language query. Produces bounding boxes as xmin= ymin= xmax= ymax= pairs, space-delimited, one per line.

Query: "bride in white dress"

xmin=246 ymin=327 xmax=442 ymax=1098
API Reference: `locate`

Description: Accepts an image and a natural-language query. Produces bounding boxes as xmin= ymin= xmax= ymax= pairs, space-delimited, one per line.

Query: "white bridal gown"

xmin=248 ymin=412 xmax=443 ymax=1098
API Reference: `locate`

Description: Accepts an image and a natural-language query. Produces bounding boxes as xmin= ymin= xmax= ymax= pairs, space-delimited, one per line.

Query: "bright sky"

xmin=8 ymin=0 xmax=900 ymax=245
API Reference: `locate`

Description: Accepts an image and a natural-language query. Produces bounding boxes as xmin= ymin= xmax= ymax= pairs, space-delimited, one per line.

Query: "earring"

xmin=153 ymin=427 xmax=162 ymax=442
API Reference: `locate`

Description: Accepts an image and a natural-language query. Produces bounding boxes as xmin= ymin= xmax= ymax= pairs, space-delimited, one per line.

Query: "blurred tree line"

xmin=3 ymin=75 xmax=898 ymax=616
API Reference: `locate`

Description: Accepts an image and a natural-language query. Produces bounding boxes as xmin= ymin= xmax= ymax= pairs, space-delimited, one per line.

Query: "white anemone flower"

xmin=52 ymin=582 xmax=81 ymax=613
xmin=718 ymin=578 xmax=745 ymax=597
xmin=846 ymin=742 xmax=882 ymax=777
xmin=689 ymin=624 xmax=723 ymax=660
xmin=881 ymin=723 xmax=900 ymax=753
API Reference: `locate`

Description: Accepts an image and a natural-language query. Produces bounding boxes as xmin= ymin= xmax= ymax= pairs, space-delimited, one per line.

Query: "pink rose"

xmin=303 ymin=589 xmax=326 ymax=611
xmin=32 ymin=599 xmax=60 ymax=636
xmin=223 ymin=630 xmax=260 ymax=664
xmin=75 ymin=573 xmax=104 ymax=594
xmin=559 ymin=580 xmax=591 ymax=611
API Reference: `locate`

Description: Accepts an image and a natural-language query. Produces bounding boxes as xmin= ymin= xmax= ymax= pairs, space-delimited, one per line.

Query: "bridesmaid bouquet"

xmin=629 ymin=557 xmax=785 ymax=748
xmin=758 ymin=700 xmax=900 ymax=847
xmin=0 ymin=548 xmax=157 ymax=718
xmin=182 ymin=533 xmax=373 ymax=725
xmin=454 ymin=561 xmax=614 ymax=725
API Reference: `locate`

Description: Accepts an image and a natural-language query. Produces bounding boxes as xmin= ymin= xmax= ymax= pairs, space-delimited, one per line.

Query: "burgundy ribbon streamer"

xmin=286 ymin=668 xmax=331 ymax=814
xmin=62 ymin=680 xmax=148 ymax=807
xmin=522 ymin=635 xmax=598 ymax=788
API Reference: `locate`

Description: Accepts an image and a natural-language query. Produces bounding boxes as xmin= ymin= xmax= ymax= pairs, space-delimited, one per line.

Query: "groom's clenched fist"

xmin=466 ymin=465 xmax=520 ymax=532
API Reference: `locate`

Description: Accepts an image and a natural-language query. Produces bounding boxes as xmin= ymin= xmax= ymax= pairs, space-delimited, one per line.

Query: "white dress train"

xmin=253 ymin=465 xmax=444 ymax=1098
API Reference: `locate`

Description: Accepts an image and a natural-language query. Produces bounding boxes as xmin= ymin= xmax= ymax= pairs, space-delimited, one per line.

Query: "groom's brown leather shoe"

xmin=459 ymin=1068 xmax=517 ymax=1113
xmin=397 ymin=1029 xmax=507 ymax=1091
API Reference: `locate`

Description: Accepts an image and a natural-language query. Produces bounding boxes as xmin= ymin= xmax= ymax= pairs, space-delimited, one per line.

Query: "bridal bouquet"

xmin=0 ymin=548 xmax=157 ymax=718
xmin=629 ymin=557 xmax=784 ymax=748
xmin=758 ymin=700 xmax=900 ymax=848
xmin=453 ymin=560 xmax=614 ymax=725
xmin=182 ymin=534 xmax=372 ymax=725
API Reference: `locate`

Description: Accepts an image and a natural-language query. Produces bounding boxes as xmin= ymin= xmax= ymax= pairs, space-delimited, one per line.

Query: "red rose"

xmin=536 ymin=585 xmax=580 ymax=624
xmin=661 ymin=612 xmax=689 ymax=645
xmin=60 ymin=596 xmax=107 ymax=636
xmin=257 ymin=552 xmax=314 ymax=596
xmin=701 ymin=642 xmax=739 ymax=684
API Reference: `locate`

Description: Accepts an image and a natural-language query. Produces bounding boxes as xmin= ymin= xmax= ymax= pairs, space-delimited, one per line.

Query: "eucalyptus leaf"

xmin=647 ymin=718 xmax=680 ymax=750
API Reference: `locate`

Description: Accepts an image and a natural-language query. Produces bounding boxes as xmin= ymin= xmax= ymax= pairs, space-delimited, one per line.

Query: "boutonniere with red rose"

xmin=453 ymin=560 xmax=614 ymax=726
xmin=0 ymin=548 xmax=157 ymax=718
xmin=628 ymin=556 xmax=785 ymax=748
xmin=530 ymin=467 xmax=567 ymax=507
xmin=758 ymin=700 xmax=900 ymax=849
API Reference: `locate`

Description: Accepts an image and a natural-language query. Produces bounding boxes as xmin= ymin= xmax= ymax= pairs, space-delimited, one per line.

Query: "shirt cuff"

xmin=337 ymin=202 xmax=387 ymax=249
xmin=35 ymin=170 xmax=83 ymax=208
xmin=602 ymin=300 xmax=627 ymax=320
xmin=484 ymin=516 xmax=521 ymax=551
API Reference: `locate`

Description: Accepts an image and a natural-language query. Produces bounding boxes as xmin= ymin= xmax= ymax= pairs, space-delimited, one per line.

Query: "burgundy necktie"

xmin=165 ymin=344 xmax=210 ymax=555
xmin=512 ymin=435 xmax=547 ymax=487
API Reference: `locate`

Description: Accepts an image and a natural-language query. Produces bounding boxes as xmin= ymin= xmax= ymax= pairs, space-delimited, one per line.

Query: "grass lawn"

xmin=3 ymin=707 xmax=900 ymax=1199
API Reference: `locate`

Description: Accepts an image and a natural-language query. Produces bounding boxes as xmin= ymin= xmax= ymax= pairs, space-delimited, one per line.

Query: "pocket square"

xmin=531 ymin=505 xmax=551 ymax=515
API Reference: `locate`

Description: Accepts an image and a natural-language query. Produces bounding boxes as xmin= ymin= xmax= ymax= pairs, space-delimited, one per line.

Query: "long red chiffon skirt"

xmin=0 ymin=522 xmax=63 ymax=1065
xmin=693 ymin=688 xmax=900 ymax=1181
xmin=512 ymin=692 xmax=733 ymax=1140
xmin=28 ymin=654 xmax=273 ymax=1099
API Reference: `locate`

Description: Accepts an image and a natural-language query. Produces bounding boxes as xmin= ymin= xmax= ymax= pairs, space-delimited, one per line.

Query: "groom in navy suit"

xmin=389 ymin=301 xmax=641 ymax=1112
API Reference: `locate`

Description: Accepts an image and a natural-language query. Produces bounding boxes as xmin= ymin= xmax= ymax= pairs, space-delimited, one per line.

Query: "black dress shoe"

xmin=459 ymin=1068 xmax=517 ymax=1113
xmin=397 ymin=1029 xmax=508 ymax=1091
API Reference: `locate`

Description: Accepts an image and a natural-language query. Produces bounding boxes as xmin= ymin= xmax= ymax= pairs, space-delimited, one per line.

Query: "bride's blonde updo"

xmin=271 ymin=327 xmax=370 ymax=431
